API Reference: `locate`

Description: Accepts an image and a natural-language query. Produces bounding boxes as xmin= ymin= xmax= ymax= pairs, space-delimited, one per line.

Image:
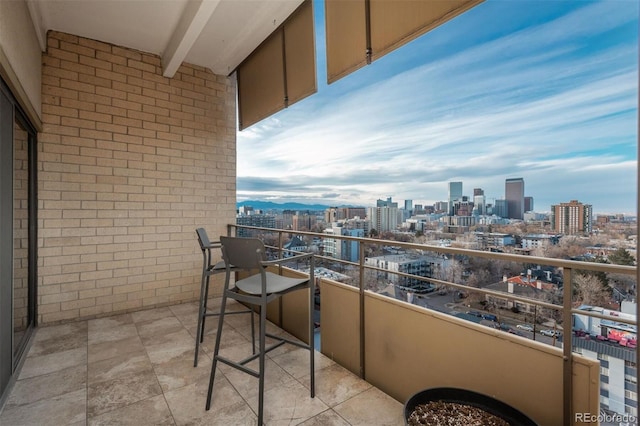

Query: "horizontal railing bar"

xmin=231 ymin=224 xmax=637 ymax=328
xmin=233 ymin=225 xmax=635 ymax=276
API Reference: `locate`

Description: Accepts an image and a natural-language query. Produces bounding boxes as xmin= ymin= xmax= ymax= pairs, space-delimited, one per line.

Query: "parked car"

xmin=516 ymin=324 xmax=534 ymax=332
xmin=540 ymin=329 xmax=560 ymax=337
xmin=482 ymin=313 xmax=498 ymax=322
xmin=466 ymin=311 xmax=483 ymax=317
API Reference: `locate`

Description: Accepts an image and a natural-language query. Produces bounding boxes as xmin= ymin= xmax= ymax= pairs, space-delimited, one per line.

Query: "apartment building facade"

xmin=551 ymin=200 xmax=593 ymax=235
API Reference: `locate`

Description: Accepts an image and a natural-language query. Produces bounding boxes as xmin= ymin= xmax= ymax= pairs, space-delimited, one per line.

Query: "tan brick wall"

xmin=38 ymin=31 xmax=236 ymax=324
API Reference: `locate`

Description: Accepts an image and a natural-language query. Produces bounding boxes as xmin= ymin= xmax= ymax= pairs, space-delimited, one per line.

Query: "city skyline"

xmin=236 ymin=0 xmax=638 ymax=215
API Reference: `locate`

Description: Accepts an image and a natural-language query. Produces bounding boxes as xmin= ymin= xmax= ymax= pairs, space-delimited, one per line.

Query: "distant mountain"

xmin=237 ymin=200 xmax=332 ymax=211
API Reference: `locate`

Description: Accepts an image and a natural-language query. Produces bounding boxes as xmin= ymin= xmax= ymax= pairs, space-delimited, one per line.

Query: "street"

xmin=411 ymin=291 xmax=563 ymax=347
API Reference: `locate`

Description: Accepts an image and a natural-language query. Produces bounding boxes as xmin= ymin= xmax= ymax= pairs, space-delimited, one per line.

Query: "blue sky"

xmin=237 ymin=0 xmax=638 ymax=215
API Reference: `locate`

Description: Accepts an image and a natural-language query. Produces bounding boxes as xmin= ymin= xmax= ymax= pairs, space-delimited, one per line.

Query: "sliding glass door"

xmin=0 ymin=79 xmax=37 ymax=403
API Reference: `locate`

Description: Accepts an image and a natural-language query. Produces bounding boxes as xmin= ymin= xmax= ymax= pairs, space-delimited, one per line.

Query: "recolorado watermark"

xmin=575 ymin=411 xmax=637 ymax=425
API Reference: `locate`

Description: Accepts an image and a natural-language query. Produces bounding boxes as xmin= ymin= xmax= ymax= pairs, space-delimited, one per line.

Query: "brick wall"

xmin=38 ymin=31 xmax=236 ymax=324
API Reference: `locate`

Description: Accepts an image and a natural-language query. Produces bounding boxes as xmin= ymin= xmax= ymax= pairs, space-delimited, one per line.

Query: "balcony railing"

xmin=229 ymin=224 xmax=637 ymax=426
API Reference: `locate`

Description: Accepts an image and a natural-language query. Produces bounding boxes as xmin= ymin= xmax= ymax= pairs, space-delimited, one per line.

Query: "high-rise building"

xmin=402 ymin=200 xmax=413 ymax=221
xmin=293 ymin=213 xmax=317 ymax=231
xmin=473 ymin=188 xmax=485 ymax=216
xmin=367 ymin=205 xmax=399 ymax=233
xmin=434 ymin=201 xmax=448 ymax=213
xmin=377 ymin=197 xmax=398 ymax=208
xmin=235 ymin=214 xmax=276 ymax=237
xmin=325 ymin=207 xmax=338 ymax=223
xmin=494 ymin=199 xmax=508 ymax=218
xmin=448 ymin=181 xmax=463 ymax=215
xmin=325 ymin=207 xmax=367 ymax=223
xmin=342 ymin=207 xmax=367 ymax=219
xmin=453 ymin=200 xmax=474 ymax=216
xmin=505 ymin=178 xmax=525 ymax=220
xmin=524 ymin=196 xmax=534 ymax=213
xmin=551 ymin=200 xmax=593 ymax=235
xmin=278 ymin=210 xmax=295 ymax=229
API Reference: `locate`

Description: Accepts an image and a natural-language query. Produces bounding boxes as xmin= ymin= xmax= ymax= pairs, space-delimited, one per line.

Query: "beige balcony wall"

xmin=318 ymin=279 xmax=600 ymax=426
xmin=37 ymin=31 xmax=236 ymax=324
xmin=319 ymin=279 xmax=361 ymax=375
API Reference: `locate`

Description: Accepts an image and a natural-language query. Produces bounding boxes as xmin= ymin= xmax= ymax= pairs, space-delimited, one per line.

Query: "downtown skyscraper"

xmin=448 ymin=181 xmax=463 ymax=216
xmin=505 ymin=178 xmax=525 ymax=220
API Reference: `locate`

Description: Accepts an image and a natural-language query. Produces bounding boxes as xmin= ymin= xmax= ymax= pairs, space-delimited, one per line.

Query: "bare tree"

xmin=466 ymin=269 xmax=491 ymax=288
xmin=574 ymin=274 xmax=611 ymax=307
xmin=437 ymin=258 xmax=464 ymax=285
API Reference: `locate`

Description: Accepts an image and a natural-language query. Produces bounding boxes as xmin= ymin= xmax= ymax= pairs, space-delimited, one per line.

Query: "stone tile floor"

xmin=0 ymin=299 xmax=404 ymax=425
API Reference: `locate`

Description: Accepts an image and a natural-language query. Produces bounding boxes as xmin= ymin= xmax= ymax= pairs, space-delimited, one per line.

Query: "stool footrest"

xmin=203 ymin=308 xmax=252 ymax=319
xmin=265 ymin=332 xmax=310 ymax=350
xmin=216 ymin=356 xmax=260 ymax=378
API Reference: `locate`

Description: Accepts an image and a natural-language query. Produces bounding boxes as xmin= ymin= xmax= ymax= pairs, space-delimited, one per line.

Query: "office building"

xmin=377 ymin=197 xmax=398 ymax=208
xmin=524 ymin=196 xmax=534 ymax=213
xmin=434 ymin=201 xmax=449 ymax=213
xmin=505 ymin=178 xmax=525 ymax=220
xmin=494 ymin=199 xmax=508 ymax=218
xmin=473 ymin=188 xmax=485 ymax=216
xmin=448 ymin=181 xmax=463 ymax=215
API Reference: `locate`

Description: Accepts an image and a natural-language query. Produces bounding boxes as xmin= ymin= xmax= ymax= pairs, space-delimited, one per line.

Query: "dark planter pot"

xmin=404 ymin=387 xmax=537 ymax=426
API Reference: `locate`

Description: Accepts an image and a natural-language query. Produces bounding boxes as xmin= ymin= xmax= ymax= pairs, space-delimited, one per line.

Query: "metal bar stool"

xmin=194 ymin=228 xmax=255 ymax=367
xmin=206 ymin=236 xmax=315 ymax=425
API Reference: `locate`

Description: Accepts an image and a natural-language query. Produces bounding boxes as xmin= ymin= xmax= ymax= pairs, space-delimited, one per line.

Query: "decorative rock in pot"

xmin=404 ymin=387 xmax=537 ymax=426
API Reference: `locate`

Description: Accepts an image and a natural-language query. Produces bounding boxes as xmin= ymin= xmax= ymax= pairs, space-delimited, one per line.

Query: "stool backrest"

xmin=195 ymin=227 xmax=211 ymax=251
xmin=220 ymin=236 xmax=266 ymax=270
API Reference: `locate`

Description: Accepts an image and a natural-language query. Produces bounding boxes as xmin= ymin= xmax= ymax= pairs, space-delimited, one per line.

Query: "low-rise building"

xmin=572 ymin=304 xmax=637 ymax=417
xmin=521 ymin=234 xmax=560 ymax=250
xmin=323 ymin=224 xmax=365 ymax=262
xmin=473 ymin=232 xmax=516 ymax=249
xmin=484 ymin=275 xmax=557 ymax=314
xmin=365 ymin=253 xmax=448 ymax=289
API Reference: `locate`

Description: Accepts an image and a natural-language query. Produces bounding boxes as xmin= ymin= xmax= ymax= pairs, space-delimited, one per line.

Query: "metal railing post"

xmin=562 ymin=267 xmax=573 ymax=426
xmin=359 ymin=240 xmax=366 ymax=379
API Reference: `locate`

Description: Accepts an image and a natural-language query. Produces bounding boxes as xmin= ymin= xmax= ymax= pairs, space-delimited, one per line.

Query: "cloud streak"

xmin=237 ymin=0 xmax=638 ymax=214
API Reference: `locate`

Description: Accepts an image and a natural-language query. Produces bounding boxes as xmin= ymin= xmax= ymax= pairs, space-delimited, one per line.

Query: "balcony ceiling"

xmin=27 ymin=0 xmax=305 ymax=77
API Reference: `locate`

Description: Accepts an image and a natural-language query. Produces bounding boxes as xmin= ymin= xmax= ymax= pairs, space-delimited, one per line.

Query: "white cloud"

xmin=237 ymin=0 xmax=638 ymax=213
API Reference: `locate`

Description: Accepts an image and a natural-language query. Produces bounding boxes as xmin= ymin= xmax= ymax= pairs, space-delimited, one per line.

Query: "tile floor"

xmin=0 ymin=300 xmax=404 ymax=425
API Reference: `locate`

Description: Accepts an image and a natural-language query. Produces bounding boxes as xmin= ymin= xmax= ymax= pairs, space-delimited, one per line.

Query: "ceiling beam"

xmin=162 ymin=0 xmax=221 ymax=78
xmin=26 ymin=0 xmax=47 ymax=51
